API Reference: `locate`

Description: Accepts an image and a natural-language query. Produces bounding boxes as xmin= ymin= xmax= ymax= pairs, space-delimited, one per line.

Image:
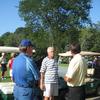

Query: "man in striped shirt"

xmin=40 ymin=47 xmax=58 ymax=100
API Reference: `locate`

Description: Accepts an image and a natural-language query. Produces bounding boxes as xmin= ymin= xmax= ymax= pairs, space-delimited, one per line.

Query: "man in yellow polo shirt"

xmin=64 ymin=43 xmax=87 ymax=100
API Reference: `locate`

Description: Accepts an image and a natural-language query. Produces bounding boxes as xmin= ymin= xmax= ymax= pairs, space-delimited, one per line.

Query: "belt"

xmin=16 ymin=84 xmax=36 ymax=88
xmin=69 ymin=85 xmax=85 ymax=88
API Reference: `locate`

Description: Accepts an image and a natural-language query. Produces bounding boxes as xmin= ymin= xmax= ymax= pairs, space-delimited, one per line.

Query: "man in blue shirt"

xmin=12 ymin=39 xmax=40 ymax=100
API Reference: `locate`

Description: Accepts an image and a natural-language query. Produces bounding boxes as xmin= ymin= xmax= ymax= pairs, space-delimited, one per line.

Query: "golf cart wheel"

xmin=96 ymin=86 xmax=100 ymax=95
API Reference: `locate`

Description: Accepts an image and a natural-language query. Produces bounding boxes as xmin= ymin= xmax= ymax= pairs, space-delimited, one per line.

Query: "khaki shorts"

xmin=44 ymin=83 xmax=58 ymax=97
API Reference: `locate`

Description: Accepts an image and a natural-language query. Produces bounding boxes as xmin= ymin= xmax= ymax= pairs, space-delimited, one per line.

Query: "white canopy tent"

xmin=59 ymin=51 xmax=100 ymax=57
xmin=0 ymin=46 xmax=35 ymax=53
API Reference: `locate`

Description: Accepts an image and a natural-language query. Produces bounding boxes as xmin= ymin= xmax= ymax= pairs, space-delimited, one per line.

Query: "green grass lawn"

xmin=0 ymin=68 xmax=12 ymax=82
xmin=59 ymin=63 xmax=68 ymax=67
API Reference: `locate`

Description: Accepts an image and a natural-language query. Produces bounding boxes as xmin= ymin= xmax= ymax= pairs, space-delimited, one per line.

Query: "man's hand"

xmin=64 ymin=76 xmax=72 ymax=82
xmin=40 ymin=83 xmax=45 ymax=90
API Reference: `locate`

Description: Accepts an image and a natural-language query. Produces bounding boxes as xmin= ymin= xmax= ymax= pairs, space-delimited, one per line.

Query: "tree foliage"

xmin=80 ymin=22 xmax=100 ymax=52
xmin=2 ymin=0 xmax=100 ymax=59
xmin=18 ymin=0 xmax=91 ymax=45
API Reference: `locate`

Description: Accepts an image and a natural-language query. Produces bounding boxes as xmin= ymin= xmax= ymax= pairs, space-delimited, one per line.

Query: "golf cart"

xmin=58 ymin=51 xmax=100 ymax=100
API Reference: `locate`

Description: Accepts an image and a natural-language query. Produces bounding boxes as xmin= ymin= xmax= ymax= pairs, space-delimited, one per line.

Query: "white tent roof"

xmin=0 ymin=46 xmax=35 ymax=53
xmin=59 ymin=51 xmax=100 ymax=57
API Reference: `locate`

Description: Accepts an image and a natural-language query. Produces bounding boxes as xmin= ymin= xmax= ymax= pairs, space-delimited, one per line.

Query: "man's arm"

xmin=40 ymin=58 xmax=47 ymax=90
xmin=26 ymin=58 xmax=40 ymax=81
xmin=40 ymin=72 xmax=45 ymax=90
xmin=64 ymin=59 xmax=79 ymax=83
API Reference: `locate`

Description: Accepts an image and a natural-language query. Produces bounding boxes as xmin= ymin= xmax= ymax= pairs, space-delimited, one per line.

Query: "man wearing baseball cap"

xmin=12 ymin=39 xmax=40 ymax=100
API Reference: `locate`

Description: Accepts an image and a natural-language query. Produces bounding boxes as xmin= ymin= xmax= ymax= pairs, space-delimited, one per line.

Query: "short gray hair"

xmin=47 ymin=47 xmax=54 ymax=53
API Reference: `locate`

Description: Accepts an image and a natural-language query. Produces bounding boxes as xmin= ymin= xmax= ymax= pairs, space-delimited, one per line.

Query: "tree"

xmin=18 ymin=0 xmax=92 ymax=50
xmin=91 ymin=22 xmax=100 ymax=52
xmin=0 ymin=0 xmax=92 ymax=59
xmin=80 ymin=28 xmax=96 ymax=51
xmin=80 ymin=22 xmax=100 ymax=52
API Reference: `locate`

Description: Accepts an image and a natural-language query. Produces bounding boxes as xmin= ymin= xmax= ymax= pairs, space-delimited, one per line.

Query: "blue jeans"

xmin=13 ymin=85 xmax=38 ymax=100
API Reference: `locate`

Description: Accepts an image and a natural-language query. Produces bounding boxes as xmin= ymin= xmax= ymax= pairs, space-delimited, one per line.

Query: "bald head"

xmin=47 ymin=47 xmax=54 ymax=59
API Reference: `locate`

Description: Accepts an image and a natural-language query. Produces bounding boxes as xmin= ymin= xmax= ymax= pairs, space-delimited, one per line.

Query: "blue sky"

xmin=0 ymin=0 xmax=25 ymax=35
xmin=0 ymin=0 xmax=100 ymax=35
xmin=90 ymin=0 xmax=100 ymax=23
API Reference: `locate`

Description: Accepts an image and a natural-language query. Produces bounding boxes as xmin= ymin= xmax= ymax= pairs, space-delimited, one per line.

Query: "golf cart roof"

xmin=59 ymin=51 xmax=100 ymax=57
xmin=0 ymin=46 xmax=35 ymax=53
